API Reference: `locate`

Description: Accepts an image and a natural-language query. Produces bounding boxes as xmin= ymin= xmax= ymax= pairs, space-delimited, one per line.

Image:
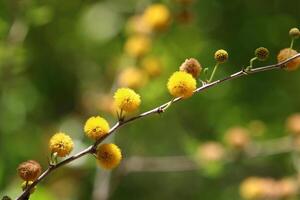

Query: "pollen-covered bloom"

xmin=114 ymin=88 xmax=141 ymax=112
xmin=84 ymin=116 xmax=110 ymax=140
xmin=96 ymin=143 xmax=122 ymax=169
xmin=167 ymin=71 xmax=196 ymax=98
xmin=143 ymin=3 xmax=170 ymax=31
xmin=49 ymin=132 xmax=74 ymax=157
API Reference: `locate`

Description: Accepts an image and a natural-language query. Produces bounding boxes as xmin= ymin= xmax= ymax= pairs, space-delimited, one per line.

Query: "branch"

xmin=16 ymin=53 xmax=300 ymax=200
xmin=120 ymin=136 xmax=295 ymax=173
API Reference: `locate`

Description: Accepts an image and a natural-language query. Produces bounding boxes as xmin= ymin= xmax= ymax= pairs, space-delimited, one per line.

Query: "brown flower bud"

xmin=179 ymin=58 xmax=202 ymax=78
xmin=18 ymin=160 xmax=42 ymax=181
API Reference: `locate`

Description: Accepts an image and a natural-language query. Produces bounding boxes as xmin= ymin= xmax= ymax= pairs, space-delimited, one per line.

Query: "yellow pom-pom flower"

xmin=96 ymin=143 xmax=122 ymax=169
xmin=124 ymin=34 xmax=151 ymax=58
xmin=143 ymin=4 xmax=170 ymax=31
xmin=84 ymin=116 xmax=110 ymax=140
xmin=117 ymin=67 xmax=147 ymax=89
xmin=114 ymin=88 xmax=141 ymax=112
xmin=167 ymin=71 xmax=196 ymax=98
xmin=49 ymin=132 xmax=74 ymax=157
xmin=141 ymin=57 xmax=162 ymax=78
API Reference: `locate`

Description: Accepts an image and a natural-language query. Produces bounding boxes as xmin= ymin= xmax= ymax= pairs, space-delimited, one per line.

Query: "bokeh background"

xmin=0 ymin=0 xmax=300 ymax=199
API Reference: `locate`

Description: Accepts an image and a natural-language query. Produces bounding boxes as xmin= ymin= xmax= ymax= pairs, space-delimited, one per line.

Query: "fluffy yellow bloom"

xmin=167 ymin=71 xmax=196 ymax=98
xmin=141 ymin=57 xmax=162 ymax=78
xmin=143 ymin=4 xmax=170 ymax=31
xmin=124 ymin=34 xmax=151 ymax=58
xmin=49 ymin=132 xmax=74 ymax=157
xmin=118 ymin=67 xmax=147 ymax=89
xmin=240 ymin=177 xmax=264 ymax=200
xmin=84 ymin=116 xmax=110 ymax=140
xmin=96 ymin=143 xmax=122 ymax=169
xmin=114 ymin=88 xmax=141 ymax=112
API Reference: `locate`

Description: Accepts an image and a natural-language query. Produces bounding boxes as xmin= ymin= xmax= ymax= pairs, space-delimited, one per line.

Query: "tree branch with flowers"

xmin=7 ymin=24 xmax=300 ymax=200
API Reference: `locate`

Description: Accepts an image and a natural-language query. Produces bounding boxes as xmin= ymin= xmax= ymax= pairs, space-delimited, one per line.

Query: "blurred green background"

xmin=0 ymin=0 xmax=300 ymax=199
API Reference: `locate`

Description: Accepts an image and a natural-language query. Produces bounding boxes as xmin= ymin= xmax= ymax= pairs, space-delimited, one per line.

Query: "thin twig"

xmin=120 ymin=136 xmax=294 ymax=173
xmin=16 ymin=53 xmax=300 ymax=200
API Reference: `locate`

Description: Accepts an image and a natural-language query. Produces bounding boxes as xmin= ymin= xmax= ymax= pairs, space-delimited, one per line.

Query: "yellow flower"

xmin=240 ymin=177 xmax=264 ymax=200
xmin=49 ymin=132 xmax=74 ymax=157
xmin=96 ymin=143 xmax=122 ymax=169
xmin=118 ymin=67 xmax=147 ymax=89
xmin=124 ymin=34 xmax=151 ymax=58
xmin=126 ymin=15 xmax=151 ymax=35
xmin=167 ymin=71 xmax=196 ymax=98
xmin=141 ymin=57 xmax=162 ymax=78
xmin=114 ymin=88 xmax=141 ymax=112
xmin=143 ymin=4 xmax=170 ymax=31
xmin=84 ymin=116 xmax=110 ymax=140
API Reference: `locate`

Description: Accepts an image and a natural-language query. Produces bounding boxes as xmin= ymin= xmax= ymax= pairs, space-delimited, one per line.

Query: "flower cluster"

xmin=276 ymin=27 xmax=300 ymax=71
xmin=13 ymin=20 xmax=300 ymax=200
xmin=240 ymin=177 xmax=297 ymax=200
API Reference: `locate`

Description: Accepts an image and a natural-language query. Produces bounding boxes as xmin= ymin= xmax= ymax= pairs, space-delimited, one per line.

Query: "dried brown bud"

xmin=18 ymin=160 xmax=42 ymax=181
xmin=179 ymin=58 xmax=202 ymax=78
